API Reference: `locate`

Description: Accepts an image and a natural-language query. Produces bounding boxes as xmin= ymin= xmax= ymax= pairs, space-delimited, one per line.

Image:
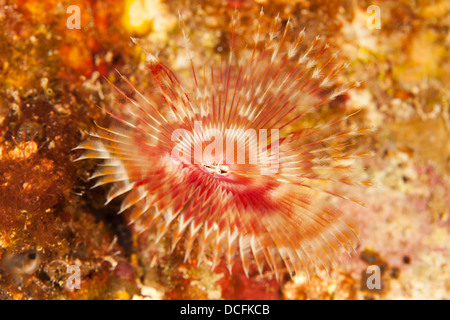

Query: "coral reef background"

xmin=0 ymin=0 xmax=449 ymax=299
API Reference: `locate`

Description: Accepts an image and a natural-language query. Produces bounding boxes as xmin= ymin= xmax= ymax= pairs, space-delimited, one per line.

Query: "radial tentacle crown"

xmin=75 ymin=9 xmax=371 ymax=279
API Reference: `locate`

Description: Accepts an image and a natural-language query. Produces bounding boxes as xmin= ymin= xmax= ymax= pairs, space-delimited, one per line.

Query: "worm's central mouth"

xmin=202 ymin=162 xmax=230 ymax=176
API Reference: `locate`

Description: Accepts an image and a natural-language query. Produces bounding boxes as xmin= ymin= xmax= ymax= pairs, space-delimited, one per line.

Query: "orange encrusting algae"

xmin=74 ymin=9 xmax=371 ymax=279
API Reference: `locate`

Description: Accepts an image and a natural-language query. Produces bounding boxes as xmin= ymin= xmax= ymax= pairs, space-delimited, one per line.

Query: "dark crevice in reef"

xmin=83 ymin=186 xmax=134 ymax=258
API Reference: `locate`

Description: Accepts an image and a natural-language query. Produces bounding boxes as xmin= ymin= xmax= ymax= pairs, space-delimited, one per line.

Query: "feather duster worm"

xmin=75 ymin=10 xmax=371 ymax=279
